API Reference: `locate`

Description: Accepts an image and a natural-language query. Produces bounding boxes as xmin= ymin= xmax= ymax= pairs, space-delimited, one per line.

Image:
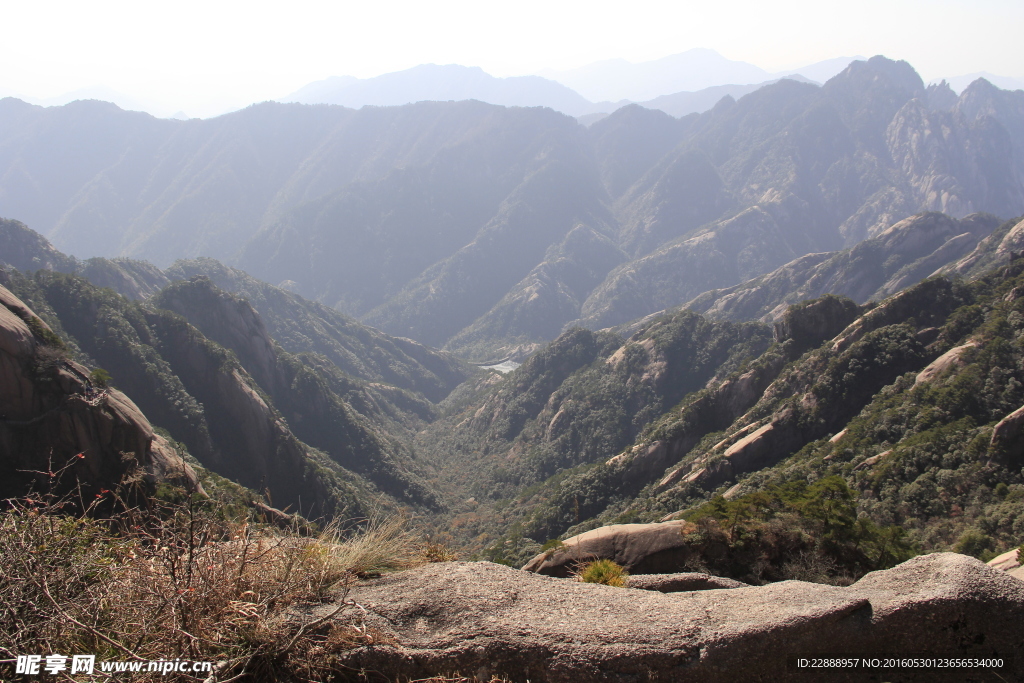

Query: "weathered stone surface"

xmin=326 ymin=553 xmax=1024 ymax=682
xmin=852 ymin=449 xmax=891 ymax=472
xmin=522 ymin=521 xmax=694 ymax=577
xmin=628 ymin=572 xmax=748 ymax=592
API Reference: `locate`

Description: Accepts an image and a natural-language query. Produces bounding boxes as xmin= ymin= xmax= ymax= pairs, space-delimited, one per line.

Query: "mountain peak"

xmin=829 ymin=55 xmax=924 ymax=95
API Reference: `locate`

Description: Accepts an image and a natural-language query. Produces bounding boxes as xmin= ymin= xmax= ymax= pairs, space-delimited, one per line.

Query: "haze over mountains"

xmin=3 ymin=56 xmax=1022 ymax=364
xmin=5 ymin=5 xmax=1024 ymax=669
xmin=284 ymin=50 xmax=860 ymax=119
xmin=283 ymin=64 xmax=614 ymax=118
xmin=536 ymin=49 xmax=862 ymax=102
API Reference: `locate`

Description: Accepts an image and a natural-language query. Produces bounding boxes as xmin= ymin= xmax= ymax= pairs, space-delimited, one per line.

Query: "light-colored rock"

xmin=987 ymin=548 xmax=1021 ymax=573
xmin=656 ymin=464 xmax=691 ymax=491
xmin=710 ymin=420 xmax=760 ymax=453
xmin=853 ymin=450 xmax=891 ymax=472
xmin=723 ymin=422 xmax=774 ymax=460
xmin=914 ymin=340 xmax=978 ymax=385
xmin=995 ymin=219 xmax=1024 ymax=258
xmin=719 ymin=405 xmax=803 ymax=474
xmin=0 ymin=303 xmax=36 ymax=358
xmin=326 ymin=553 xmax=1024 ymax=682
xmin=722 ymin=482 xmax=744 ymax=500
xmin=522 ymin=520 xmax=696 ymax=577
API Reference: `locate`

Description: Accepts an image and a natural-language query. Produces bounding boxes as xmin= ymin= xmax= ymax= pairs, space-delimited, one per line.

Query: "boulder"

xmin=987 ymin=548 xmax=1024 ymax=581
xmin=325 ymin=553 xmax=1024 ymax=682
xmin=989 ymin=403 xmax=1024 ymax=466
xmin=914 ymin=340 xmax=978 ymax=385
xmin=521 ymin=521 xmax=698 ymax=577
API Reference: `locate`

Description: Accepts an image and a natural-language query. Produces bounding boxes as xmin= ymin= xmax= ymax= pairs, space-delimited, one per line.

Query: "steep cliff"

xmin=150 ymin=276 xmax=441 ymax=506
xmin=0 ymin=268 xmax=378 ymax=519
xmin=0 ymin=281 xmax=199 ymax=502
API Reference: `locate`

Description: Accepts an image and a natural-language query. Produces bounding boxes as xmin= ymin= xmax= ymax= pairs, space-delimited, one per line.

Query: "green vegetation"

xmin=89 ymin=367 xmax=111 ymax=387
xmin=0 ymin=268 xmax=402 ymax=519
xmin=574 ymin=559 xmax=629 ymax=587
xmin=444 ymin=257 xmax=1024 ymax=581
xmin=679 ymin=477 xmax=915 ymax=584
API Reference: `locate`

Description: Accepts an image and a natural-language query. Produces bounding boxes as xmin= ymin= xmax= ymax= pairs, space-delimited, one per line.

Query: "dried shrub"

xmin=0 ymin=490 xmax=423 ymax=681
xmin=421 ymin=540 xmax=459 ymax=563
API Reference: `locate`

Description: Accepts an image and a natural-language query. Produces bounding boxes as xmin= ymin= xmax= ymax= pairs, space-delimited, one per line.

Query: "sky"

xmin=1 ymin=0 xmax=1022 ymax=118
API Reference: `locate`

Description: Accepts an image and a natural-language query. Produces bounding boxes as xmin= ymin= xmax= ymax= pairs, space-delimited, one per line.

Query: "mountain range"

xmin=282 ymin=51 xmax=854 ymax=120
xmin=6 ymin=206 xmax=1023 ymax=579
xmin=283 ymin=64 xmax=618 ymax=118
xmin=0 ymin=216 xmax=478 ymax=520
xmin=2 ymin=56 xmax=1023 ymax=363
xmin=5 ymin=40 xmax=1024 ymax=680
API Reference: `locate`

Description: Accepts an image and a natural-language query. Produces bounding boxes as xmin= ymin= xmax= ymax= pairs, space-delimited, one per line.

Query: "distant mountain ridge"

xmin=537 ymin=49 xmax=859 ymax=102
xmin=2 ymin=56 xmax=1023 ymax=362
xmin=281 ymin=54 xmax=857 ymax=121
xmin=681 ymin=212 xmax=1010 ymax=323
xmin=282 ymin=64 xmax=617 ymax=118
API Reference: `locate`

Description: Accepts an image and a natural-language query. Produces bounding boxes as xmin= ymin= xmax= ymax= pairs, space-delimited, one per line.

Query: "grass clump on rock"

xmin=574 ymin=559 xmax=629 ymax=587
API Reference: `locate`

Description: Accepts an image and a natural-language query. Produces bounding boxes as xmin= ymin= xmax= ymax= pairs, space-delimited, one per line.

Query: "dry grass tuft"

xmin=324 ymin=514 xmax=423 ymax=577
xmin=421 ymin=539 xmax=460 ymax=563
xmin=0 ymin=490 xmax=424 ymax=681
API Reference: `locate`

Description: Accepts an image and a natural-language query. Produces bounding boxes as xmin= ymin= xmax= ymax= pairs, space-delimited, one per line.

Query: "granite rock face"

xmin=327 ymin=553 xmax=1024 ymax=682
xmin=0 ymin=283 xmax=200 ymax=500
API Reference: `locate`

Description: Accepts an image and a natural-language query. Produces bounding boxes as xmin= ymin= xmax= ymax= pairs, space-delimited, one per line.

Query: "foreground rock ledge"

xmin=317 ymin=553 xmax=1023 ymax=682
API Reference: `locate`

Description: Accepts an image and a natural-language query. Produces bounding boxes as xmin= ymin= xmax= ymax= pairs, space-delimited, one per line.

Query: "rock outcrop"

xmin=0 ymin=283 xmax=200 ymax=500
xmin=988 ymin=403 xmax=1024 ymax=466
xmin=326 ymin=553 xmax=1024 ymax=682
xmin=522 ymin=521 xmax=698 ymax=577
xmin=914 ymin=340 xmax=978 ymax=385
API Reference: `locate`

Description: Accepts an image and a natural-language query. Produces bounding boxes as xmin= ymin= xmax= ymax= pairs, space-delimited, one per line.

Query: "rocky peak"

xmin=926 ymin=80 xmax=958 ymax=112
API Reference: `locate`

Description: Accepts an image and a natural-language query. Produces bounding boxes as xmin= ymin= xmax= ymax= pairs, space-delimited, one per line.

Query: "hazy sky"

xmin=2 ymin=0 xmax=1021 ymax=118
